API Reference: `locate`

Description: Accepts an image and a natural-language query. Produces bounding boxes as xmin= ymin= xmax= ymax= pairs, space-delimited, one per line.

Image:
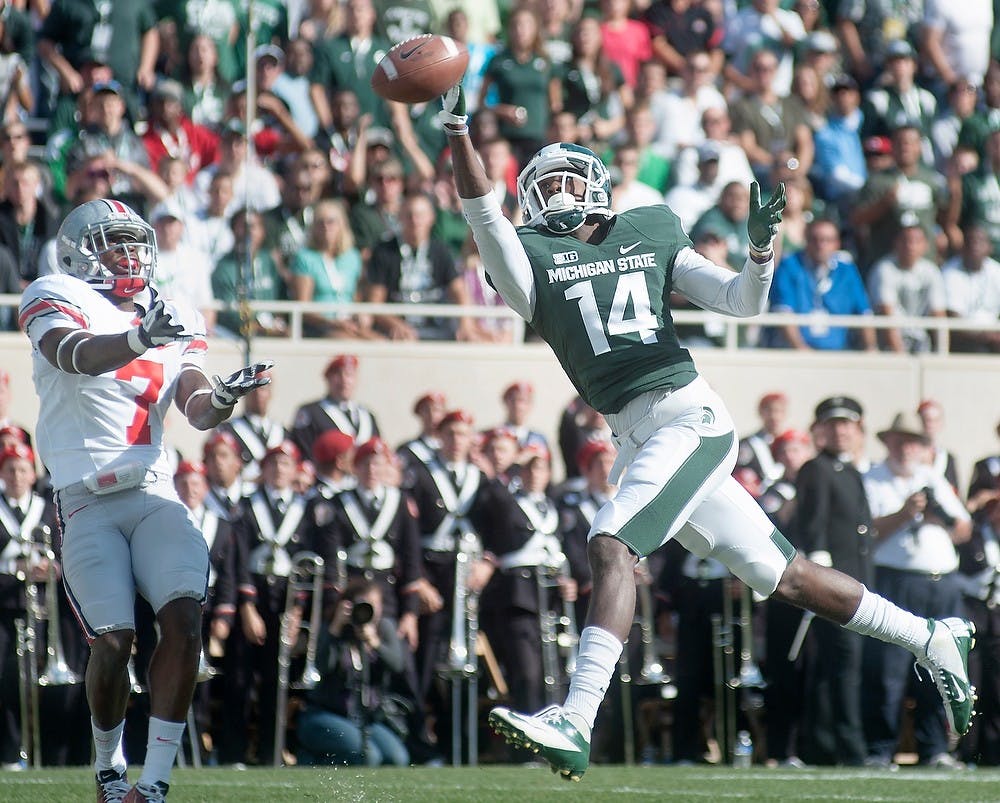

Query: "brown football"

xmin=371 ymin=34 xmax=469 ymax=104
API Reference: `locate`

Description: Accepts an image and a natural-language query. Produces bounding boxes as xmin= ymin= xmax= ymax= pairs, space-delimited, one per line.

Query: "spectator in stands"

xmin=269 ymin=39 xmax=320 ymax=142
xmin=495 ymin=382 xmax=548 ymax=452
xmin=730 ymin=49 xmax=814 ymax=190
xmin=63 ymin=81 xmax=168 ymax=212
xmin=459 ymin=234 xmax=515 ymax=343
xmin=193 ymin=120 xmax=281 ymax=215
xmin=150 ymin=201 xmax=216 ymax=332
xmin=737 ymin=392 xmax=790 ymax=486
xmin=430 ymin=158 xmax=468 ymax=259
xmin=930 ymin=79 xmax=980 ymax=175
xmin=690 ymin=180 xmax=751 ymax=269
xmin=0 ymin=122 xmax=44 ymax=199
xmin=867 ymin=221 xmax=947 ymax=353
xmin=859 ymin=41 xmax=937 ymax=147
xmin=670 ymin=106 xmax=755 ymax=195
xmin=445 ymin=7 xmax=497 ymax=116
xmin=142 ymin=78 xmax=219 ymax=183
xmin=559 ymin=16 xmax=630 ymax=151
xmin=664 ymin=142 xmax=720 ymax=233
xmin=189 ymin=169 xmax=235 ymax=269
xmin=297 ymin=0 xmax=341 ymax=42
xmin=863 ymin=412 xmax=970 ymax=771
xmin=799 ymin=30 xmax=842 ymax=88
xmin=956 ymin=125 xmax=1000 ymax=259
xmin=480 ymin=5 xmax=561 ymax=168
xmin=0 ymin=244 xmax=20 ymax=327
xmin=38 ymin=1 xmax=158 ymax=110
xmin=922 ymin=0 xmax=993 ymax=92
xmin=290 ymin=198 xmax=372 ymax=339
xmin=941 ymin=224 xmax=1000 ymax=353
xmin=610 ymin=103 xmax=671 ymax=193
xmin=0 ymin=161 xmax=59 ymax=287
xmin=265 ymin=164 xmax=318 ymax=271
xmin=349 ymin=156 xmax=404 ymax=260
xmin=324 ymin=88 xmax=363 ymax=193
xmin=671 ymin=228 xmax=732 ymax=347
xmin=480 ymin=137 xmax=520 ymax=221
xmin=309 ymin=0 xmax=393 ymax=130
xmin=364 ymin=192 xmax=480 ymax=342
xmin=598 ymin=0 xmax=652 ymax=89
xmin=0 ymin=14 xmax=30 ymax=122
xmin=723 ymin=0 xmax=806 ymax=96
xmin=956 ymin=60 xmax=1000 ymax=166
xmin=916 ymin=399 xmax=960 ymax=490
xmin=539 ymin=0 xmax=575 ymax=68
xmin=861 ymin=134 xmax=894 ymax=177
xmin=374 ymin=0 xmax=434 ymax=43
xmin=557 ymin=397 xmax=611 ymax=483
xmin=160 ymin=0 xmax=240 ymax=85
xmin=180 ymin=33 xmax=229 ymax=129
xmin=851 ymin=123 xmax=947 ymax=272
xmin=788 ymin=63 xmax=830 ymax=135
xmin=835 ymin=0 xmax=923 ymax=86
xmin=768 ymin=217 xmax=877 ymax=351
xmin=212 ymin=208 xmax=289 ymax=339
xmin=650 ymin=49 xmax=726 ymax=161
xmin=644 ymin=0 xmax=723 ymax=78
xmin=773 ymin=174 xmax=813 ymax=267
xmin=223 ymin=80 xmax=314 ymax=161
xmin=610 ymin=144 xmax=664 ymax=213
xmin=157 ymin=155 xmax=202 ymax=232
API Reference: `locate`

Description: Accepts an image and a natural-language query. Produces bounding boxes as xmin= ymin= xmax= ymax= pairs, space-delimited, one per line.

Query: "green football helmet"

xmin=517 ymin=143 xmax=613 ymax=234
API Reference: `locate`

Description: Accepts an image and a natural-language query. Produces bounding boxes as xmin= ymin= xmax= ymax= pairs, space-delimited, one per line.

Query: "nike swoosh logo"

xmin=400 ymin=44 xmax=425 ymax=60
xmin=619 ymin=242 xmax=642 ymax=254
xmin=67 ymin=504 xmax=89 ymax=519
xmin=156 ymin=736 xmax=175 ymax=742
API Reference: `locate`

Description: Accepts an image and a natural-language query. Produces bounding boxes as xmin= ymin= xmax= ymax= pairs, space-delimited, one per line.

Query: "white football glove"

xmin=127 ymin=295 xmax=192 ymax=354
xmin=438 ymin=84 xmax=468 ymax=135
xmin=210 ymin=360 xmax=275 ymax=410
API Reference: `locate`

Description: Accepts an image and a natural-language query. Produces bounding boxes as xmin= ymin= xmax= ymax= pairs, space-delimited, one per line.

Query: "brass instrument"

xmin=14 ymin=525 xmax=82 ymax=768
xmin=274 ymin=551 xmax=326 ymax=766
xmin=440 ymin=532 xmax=482 ymax=767
xmin=633 ymin=559 xmax=672 ymax=689
xmin=727 ymin=583 xmax=766 ymax=692
xmin=537 ymin=552 xmax=579 ymax=705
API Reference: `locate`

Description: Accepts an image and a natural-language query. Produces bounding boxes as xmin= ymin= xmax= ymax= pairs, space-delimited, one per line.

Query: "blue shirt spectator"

xmin=768 ymin=218 xmax=877 ymax=350
xmin=812 ymin=75 xmax=866 ymax=204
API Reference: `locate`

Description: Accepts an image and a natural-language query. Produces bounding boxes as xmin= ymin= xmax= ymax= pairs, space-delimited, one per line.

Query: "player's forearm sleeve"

xmin=460 ymin=193 xmax=535 ymax=320
xmin=672 ymin=246 xmax=773 ymax=317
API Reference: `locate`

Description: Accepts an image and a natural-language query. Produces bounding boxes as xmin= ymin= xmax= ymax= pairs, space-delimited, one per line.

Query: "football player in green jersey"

xmin=438 ymin=85 xmax=977 ymax=780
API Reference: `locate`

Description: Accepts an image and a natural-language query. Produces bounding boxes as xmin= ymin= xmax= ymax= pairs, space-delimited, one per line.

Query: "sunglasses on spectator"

xmin=373 ymin=174 xmax=403 ymax=183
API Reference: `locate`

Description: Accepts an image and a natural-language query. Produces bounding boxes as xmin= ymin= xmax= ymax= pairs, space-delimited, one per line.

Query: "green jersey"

xmin=519 ymin=205 xmax=698 ymax=414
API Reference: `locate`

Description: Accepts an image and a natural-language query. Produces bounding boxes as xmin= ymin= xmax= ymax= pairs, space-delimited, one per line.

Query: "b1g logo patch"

xmin=552 ymin=250 xmax=579 ymax=265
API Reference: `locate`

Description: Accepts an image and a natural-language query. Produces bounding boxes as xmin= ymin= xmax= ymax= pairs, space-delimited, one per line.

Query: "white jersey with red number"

xmin=19 ymin=274 xmax=208 ymax=490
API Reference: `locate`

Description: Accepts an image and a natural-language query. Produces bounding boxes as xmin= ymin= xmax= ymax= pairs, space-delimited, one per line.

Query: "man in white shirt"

xmin=941 ymin=224 xmax=1000 ymax=352
xmin=863 ymin=411 xmax=971 ymax=769
xmin=150 ymin=203 xmax=216 ymax=334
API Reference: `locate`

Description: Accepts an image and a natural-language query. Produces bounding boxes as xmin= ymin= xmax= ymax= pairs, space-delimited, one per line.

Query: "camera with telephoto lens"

xmin=345 ymin=599 xmax=375 ymax=641
xmin=921 ymin=486 xmax=956 ymax=528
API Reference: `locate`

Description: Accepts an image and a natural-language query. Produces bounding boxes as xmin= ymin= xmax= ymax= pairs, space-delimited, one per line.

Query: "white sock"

xmin=139 ymin=717 xmax=185 ymax=790
xmin=92 ymin=719 xmax=126 ymax=774
xmin=562 ymin=626 xmax=623 ymax=740
xmin=844 ymin=587 xmax=932 ymax=653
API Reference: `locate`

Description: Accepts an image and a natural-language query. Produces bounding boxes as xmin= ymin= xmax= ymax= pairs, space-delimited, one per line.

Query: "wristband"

xmin=749 ymin=244 xmax=773 ymax=264
xmin=210 ymin=388 xmax=234 ymax=411
xmin=126 ymin=327 xmax=149 ymax=355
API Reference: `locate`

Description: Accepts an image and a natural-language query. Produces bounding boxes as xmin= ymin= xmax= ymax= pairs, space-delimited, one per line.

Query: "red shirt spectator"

xmin=600 ymin=0 xmax=654 ymax=87
xmin=142 ymin=79 xmax=219 ymax=183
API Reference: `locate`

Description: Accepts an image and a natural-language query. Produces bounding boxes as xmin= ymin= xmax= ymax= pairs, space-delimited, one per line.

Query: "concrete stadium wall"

xmin=2 ymin=333 xmax=998 ymax=489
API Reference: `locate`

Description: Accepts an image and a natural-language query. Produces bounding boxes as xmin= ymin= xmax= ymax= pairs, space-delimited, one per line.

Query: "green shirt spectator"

xmin=156 ymin=0 xmax=242 ymax=84
xmin=689 ymin=181 xmax=752 ymax=269
xmin=959 ymin=129 xmax=1000 ymax=258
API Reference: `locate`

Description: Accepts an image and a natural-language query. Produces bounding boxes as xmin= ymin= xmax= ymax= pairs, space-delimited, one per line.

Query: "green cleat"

xmin=916 ymin=617 xmax=977 ymax=736
xmin=488 ymin=705 xmax=590 ymax=781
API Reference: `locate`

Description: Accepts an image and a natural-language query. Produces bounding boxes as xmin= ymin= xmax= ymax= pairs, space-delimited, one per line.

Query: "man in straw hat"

xmin=862 ymin=410 xmax=972 ymax=769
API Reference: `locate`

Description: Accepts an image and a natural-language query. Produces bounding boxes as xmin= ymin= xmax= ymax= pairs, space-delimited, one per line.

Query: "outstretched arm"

xmin=177 ymin=361 xmax=274 ymax=431
xmin=441 ymin=86 xmax=536 ymax=321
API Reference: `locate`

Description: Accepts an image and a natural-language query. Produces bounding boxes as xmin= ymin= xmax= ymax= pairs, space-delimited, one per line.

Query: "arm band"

xmin=55 ymin=331 xmax=87 ymax=373
xmin=183 ymin=388 xmax=213 ymax=419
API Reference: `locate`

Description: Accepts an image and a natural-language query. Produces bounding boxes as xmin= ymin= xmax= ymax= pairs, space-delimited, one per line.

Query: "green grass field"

xmin=2 ymin=765 xmax=1000 ymax=803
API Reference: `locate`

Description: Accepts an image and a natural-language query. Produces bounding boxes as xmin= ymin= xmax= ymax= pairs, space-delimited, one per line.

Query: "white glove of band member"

xmin=438 ymin=84 xmax=468 ymax=135
xmin=210 ymin=361 xmax=275 ymax=410
xmin=127 ymin=297 xmax=192 ymax=354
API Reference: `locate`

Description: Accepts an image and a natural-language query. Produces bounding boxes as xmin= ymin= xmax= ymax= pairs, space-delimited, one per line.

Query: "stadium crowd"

xmin=0 ymin=0 xmax=995 ymax=348
xmin=0 ymin=0 xmax=999 ymax=776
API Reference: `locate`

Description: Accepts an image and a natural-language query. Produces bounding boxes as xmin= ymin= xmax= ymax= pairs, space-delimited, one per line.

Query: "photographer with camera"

xmin=295 ymin=577 xmax=410 ymax=766
xmin=862 ymin=412 xmax=972 ymax=769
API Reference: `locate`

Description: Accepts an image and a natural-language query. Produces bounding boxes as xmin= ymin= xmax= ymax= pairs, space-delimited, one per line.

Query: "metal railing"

xmin=3 ymin=293 xmax=998 ymax=354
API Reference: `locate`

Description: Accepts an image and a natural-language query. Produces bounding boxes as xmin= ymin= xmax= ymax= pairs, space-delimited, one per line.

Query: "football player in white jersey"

xmin=18 ymin=199 xmax=272 ymax=803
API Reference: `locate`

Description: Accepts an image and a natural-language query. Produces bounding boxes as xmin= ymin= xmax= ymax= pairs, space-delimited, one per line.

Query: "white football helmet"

xmin=517 ymin=142 xmax=613 ymax=234
xmin=56 ymin=199 xmax=156 ymax=298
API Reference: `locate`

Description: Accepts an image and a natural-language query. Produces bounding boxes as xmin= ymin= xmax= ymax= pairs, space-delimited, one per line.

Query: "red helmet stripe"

xmin=105 ymin=199 xmax=127 ymax=215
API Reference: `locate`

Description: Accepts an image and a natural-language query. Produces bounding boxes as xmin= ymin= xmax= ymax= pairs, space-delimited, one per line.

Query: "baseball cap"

xmin=93 ymin=80 xmax=123 ymax=97
xmin=152 ymin=79 xmax=185 ymax=103
xmin=254 ymin=44 xmax=285 ymax=65
xmin=814 ymin=396 xmax=863 ymax=423
xmin=885 ymin=40 xmax=915 ymax=60
xmin=150 ymin=200 xmax=184 ymax=224
xmin=804 ymin=31 xmax=838 ymax=54
xmin=366 ymin=127 xmax=395 ymax=149
xmin=698 ymin=142 xmax=721 ymax=163
xmin=831 ymin=74 xmax=858 ymax=92
xmin=863 ymin=136 xmax=892 ymax=155
xmin=221 ymin=119 xmax=248 ymax=139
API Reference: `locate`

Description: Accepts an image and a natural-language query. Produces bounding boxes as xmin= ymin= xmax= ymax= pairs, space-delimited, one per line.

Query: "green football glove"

xmin=747 ymin=181 xmax=786 ymax=255
xmin=438 ymin=84 xmax=468 ymax=136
